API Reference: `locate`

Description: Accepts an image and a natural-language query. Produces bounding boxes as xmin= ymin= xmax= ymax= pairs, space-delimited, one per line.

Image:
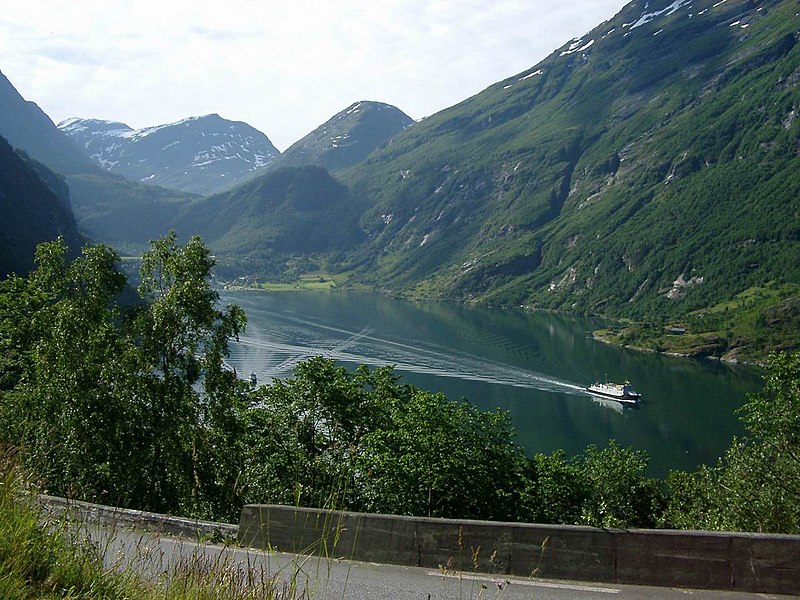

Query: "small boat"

xmin=586 ymin=380 xmax=641 ymax=404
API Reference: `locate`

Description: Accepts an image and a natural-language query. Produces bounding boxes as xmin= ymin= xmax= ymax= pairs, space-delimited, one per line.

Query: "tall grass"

xmin=0 ymin=451 xmax=302 ymax=599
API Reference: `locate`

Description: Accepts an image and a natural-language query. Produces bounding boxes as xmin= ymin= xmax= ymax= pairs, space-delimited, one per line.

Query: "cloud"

xmin=32 ymin=43 xmax=105 ymax=67
xmin=1 ymin=0 xmax=630 ymax=150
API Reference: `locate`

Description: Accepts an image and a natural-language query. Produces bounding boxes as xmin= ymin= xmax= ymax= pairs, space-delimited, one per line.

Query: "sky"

xmin=1 ymin=1 xmax=629 ymax=151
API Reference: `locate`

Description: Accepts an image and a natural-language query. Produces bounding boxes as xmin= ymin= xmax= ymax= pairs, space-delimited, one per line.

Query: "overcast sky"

xmin=1 ymin=1 xmax=629 ymax=151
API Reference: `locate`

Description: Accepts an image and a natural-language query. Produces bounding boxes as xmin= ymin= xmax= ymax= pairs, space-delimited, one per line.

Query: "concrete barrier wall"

xmin=238 ymin=504 xmax=800 ymax=595
xmin=41 ymin=495 xmax=238 ymax=542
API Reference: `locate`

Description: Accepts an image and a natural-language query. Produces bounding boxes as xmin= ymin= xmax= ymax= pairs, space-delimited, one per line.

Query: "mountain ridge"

xmin=0 ymin=134 xmax=84 ymax=277
xmin=326 ymin=0 xmax=800 ymax=360
xmin=268 ymin=101 xmax=415 ymax=173
xmin=0 ymin=70 xmax=97 ymax=176
xmin=58 ymin=113 xmax=280 ymax=194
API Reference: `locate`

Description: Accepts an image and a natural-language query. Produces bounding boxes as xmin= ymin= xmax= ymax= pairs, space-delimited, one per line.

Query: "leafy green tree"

xmin=666 ymin=352 xmax=800 ymax=533
xmin=131 ymin=232 xmax=246 ymax=514
xmin=524 ymin=441 xmax=662 ymax=528
xmin=524 ymin=450 xmax=587 ymax=525
xmin=0 ymin=234 xmax=248 ymax=520
xmin=576 ymin=441 xmax=663 ymax=528
xmin=241 ymin=358 xmax=399 ymax=510
xmin=0 ymin=239 xmax=145 ymax=503
xmin=356 ymin=387 xmax=527 ymax=520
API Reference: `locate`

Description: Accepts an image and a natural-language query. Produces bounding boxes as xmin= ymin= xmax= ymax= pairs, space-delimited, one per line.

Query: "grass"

xmin=254 ymin=279 xmax=337 ymax=292
xmin=0 ymin=452 xmax=304 ymax=599
xmin=223 ymin=271 xmax=353 ymax=292
xmin=592 ymin=284 xmax=800 ymax=363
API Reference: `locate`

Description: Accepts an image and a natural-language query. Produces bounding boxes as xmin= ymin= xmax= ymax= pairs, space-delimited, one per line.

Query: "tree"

xmin=665 ymin=352 xmax=800 ymax=533
xmin=0 ymin=234 xmax=249 ymax=520
xmin=356 ymin=387 xmax=527 ymax=520
xmin=132 ymin=232 xmax=246 ymax=514
xmin=241 ymin=358 xmax=399 ymax=510
xmin=575 ymin=441 xmax=663 ymax=528
xmin=524 ymin=441 xmax=663 ymax=528
xmin=524 ymin=450 xmax=587 ymax=525
xmin=0 ymin=238 xmax=145 ymax=503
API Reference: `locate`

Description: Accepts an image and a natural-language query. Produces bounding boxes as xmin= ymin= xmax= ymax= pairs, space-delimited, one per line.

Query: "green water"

xmin=222 ymin=289 xmax=764 ymax=477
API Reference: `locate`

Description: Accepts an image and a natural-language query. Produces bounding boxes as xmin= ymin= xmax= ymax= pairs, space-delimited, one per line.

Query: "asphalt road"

xmin=81 ymin=522 xmax=797 ymax=600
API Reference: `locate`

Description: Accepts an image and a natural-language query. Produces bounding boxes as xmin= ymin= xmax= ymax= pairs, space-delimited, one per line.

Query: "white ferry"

xmin=586 ymin=380 xmax=641 ymax=404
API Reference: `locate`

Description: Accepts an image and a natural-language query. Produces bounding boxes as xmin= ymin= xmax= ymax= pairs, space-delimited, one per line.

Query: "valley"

xmin=0 ymin=0 xmax=798 ymax=365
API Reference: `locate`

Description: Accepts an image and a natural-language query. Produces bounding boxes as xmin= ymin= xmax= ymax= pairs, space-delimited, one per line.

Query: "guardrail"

xmin=238 ymin=504 xmax=800 ymax=595
xmin=41 ymin=495 xmax=238 ymax=542
xmin=38 ymin=496 xmax=800 ymax=595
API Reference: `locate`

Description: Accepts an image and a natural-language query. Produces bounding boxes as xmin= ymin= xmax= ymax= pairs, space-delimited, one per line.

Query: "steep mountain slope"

xmin=170 ymin=165 xmax=365 ymax=278
xmin=65 ymin=172 xmax=199 ymax=254
xmin=0 ymin=70 xmax=96 ymax=175
xmin=59 ymin=114 xmax=279 ymax=194
xmin=337 ymin=0 xmax=800 ymax=356
xmin=0 ymin=134 xmax=83 ymax=277
xmin=269 ymin=101 xmax=414 ymax=172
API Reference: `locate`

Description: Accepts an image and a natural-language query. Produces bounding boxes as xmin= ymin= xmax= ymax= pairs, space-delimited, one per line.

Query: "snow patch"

xmin=560 ymin=39 xmax=594 ymax=56
xmin=630 ymin=0 xmax=692 ymax=30
xmin=520 ymin=69 xmax=543 ymax=81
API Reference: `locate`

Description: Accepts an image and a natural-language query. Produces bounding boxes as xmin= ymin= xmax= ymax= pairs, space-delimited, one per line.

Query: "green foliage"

xmin=665 ymin=352 xmax=800 ymax=533
xmin=357 ymin=387 xmax=526 ymax=520
xmin=524 ymin=450 xmax=586 ymax=525
xmin=525 ymin=442 xmax=663 ymax=529
xmin=576 ymin=441 xmax=663 ymax=529
xmin=240 ymin=357 xmax=527 ymax=521
xmin=4 ymin=237 xmax=800 ymax=535
xmin=0 ymin=234 xmax=248 ymax=521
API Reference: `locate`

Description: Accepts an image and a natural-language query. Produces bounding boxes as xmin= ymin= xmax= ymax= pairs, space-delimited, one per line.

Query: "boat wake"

xmin=227 ymin=319 xmax=587 ymax=397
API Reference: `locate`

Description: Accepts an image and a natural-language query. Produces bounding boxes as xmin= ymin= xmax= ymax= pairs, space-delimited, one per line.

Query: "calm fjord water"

xmin=222 ymin=290 xmax=763 ymax=477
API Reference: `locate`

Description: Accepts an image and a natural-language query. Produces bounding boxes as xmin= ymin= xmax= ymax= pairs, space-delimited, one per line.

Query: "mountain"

xmin=0 ymin=70 xmax=96 ymax=175
xmin=323 ymin=0 xmax=800 ymax=359
xmin=61 ymin=101 xmax=412 ymax=256
xmin=269 ymin=101 xmax=414 ymax=172
xmin=0 ymin=134 xmax=83 ymax=277
xmin=58 ymin=114 xmax=280 ymax=195
xmin=65 ymin=172 xmax=199 ymax=255
xmin=169 ymin=165 xmax=365 ymax=278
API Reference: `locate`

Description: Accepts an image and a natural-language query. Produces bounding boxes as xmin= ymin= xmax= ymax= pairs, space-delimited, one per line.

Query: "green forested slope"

xmin=333 ymin=0 xmax=800 ymax=360
xmin=171 ymin=165 xmax=366 ymax=279
xmin=66 ymin=172 xmax=199 ymax=253
xmin=0 ymin=135 xmax=83 ymax=277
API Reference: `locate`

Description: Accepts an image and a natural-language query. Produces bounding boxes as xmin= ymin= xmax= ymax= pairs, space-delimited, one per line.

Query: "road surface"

xmin=80 ymin=521 xmax=797 ymax=599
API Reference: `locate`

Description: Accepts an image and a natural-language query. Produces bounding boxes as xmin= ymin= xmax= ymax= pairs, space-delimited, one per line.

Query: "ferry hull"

xmin=585 ymin=387 xmax=641 ymax=404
